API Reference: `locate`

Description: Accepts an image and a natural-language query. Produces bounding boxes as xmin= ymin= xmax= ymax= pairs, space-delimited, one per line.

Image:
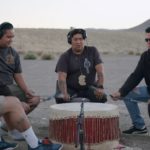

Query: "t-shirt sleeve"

xmin=55 ymin=53 xmax=68 ymax=73
xmin=93 ymin=47 xmax=103 ymax=65
xmin=14 ymin=53 xmax=22 ymax=73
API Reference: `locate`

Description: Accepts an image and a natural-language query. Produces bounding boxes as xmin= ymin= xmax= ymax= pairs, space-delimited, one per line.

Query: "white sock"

xmin=21 ymin=127 xmax=39 ymax=148
xmin=9 ymin=129 xmax=24 ymax=140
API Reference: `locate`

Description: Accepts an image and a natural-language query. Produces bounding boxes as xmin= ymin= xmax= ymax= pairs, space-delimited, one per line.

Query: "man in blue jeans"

xmin=111 ymin=27 xmax=150 ymax=135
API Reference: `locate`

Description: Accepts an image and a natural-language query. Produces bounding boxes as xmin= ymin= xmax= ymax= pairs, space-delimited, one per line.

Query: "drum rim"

xmin=50 ymin=102 xmax=118 ymax=112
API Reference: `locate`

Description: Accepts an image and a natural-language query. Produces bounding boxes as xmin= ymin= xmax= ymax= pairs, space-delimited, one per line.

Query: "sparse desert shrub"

xmin=128 ymin=50 xmax=135 ymax=55
xmin=24 ymin=51 xmax=37 ymax=60
xmin=36 ymin=51 xmax=43 ymax=56
xmin=102 ymin=51 xmax=110 ymax=55
xmin=41 ymin=52 xmax=54 ymax=60
xmin=135 ymin=51 xmax=141 ymax=55
xmin=17 ymin=50 xmax=25 ymax=55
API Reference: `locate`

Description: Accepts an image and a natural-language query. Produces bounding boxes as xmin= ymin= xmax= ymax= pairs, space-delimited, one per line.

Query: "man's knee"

xmin=123 ymin=92 xmax=134 ymax=102
xmin=5 ymin=96 xmax=21 ymax=104
xmin=5 ymin=96 xmax=22 ymax=111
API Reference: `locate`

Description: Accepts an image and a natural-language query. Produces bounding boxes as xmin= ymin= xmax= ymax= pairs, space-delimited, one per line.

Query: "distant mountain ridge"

xmin=86 ymin=19 xmax=150 ymax=32
xmin=128 ymin=19 xmax=150 ymax=32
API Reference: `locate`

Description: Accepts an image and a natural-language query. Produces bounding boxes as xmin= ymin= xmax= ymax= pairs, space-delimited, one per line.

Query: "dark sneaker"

xmin=0 ymin=122 xmax=8 ymax=132
xmin=122 ymin=126 xmax=148 ymax=135
xmin=0 ymin=137 xmax=18 ymax=150
xmin=0 ymin=122 xmax=8 ymax=136
xmin=0 ymin=127 xmax=8 ymax=136
xmin=28 ymin=138 xmax=63 ymax=150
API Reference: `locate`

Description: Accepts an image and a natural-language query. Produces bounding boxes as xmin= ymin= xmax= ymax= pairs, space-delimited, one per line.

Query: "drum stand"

xmin=75 ymin=98 xmax=85 ymax=150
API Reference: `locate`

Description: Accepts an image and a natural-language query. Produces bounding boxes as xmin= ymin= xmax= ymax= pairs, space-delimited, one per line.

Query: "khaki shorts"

xmin=7 ymin=84 xmax=26 ymax=102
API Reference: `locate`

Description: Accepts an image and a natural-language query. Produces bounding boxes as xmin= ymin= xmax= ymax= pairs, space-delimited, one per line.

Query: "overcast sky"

xmin=0 ymin=0 xmax=149 ymax=29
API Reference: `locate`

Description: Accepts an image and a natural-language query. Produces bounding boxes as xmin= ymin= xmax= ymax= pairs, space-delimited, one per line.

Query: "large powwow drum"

xmin=49 ymin=103 xmax=119 ymax=150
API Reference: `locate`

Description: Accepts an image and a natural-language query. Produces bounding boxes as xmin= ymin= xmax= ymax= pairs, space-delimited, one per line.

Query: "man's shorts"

xmin=7 ymin=84 xmax=26 ymax=102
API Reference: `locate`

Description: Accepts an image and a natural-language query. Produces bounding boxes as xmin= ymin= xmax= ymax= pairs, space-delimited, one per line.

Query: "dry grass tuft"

xmin=41 ymin=52 xmax=54 ymax=60
xmin=24 ymin=51 xmax=37 ymax=60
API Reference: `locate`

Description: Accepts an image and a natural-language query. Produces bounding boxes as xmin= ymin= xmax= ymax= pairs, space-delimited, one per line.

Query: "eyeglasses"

xmin=145 ymin=38 xmax=150 ymax=42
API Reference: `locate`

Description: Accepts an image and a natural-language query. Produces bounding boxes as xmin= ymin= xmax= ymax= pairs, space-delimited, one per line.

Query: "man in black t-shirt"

xmin=55 ymin=28 xmax=107 ymax=103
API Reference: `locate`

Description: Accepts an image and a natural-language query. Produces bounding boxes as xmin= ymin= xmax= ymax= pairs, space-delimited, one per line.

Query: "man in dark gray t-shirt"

xmin=0 ymin=22 xmax=40 ymax=115
xmin=55 ymin=29 xmax=107 ymax=103
xmin=0 ymin=47 xmax=22 ymax=86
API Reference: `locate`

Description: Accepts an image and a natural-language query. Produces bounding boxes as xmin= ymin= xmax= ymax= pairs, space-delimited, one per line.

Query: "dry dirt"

xmin=4 ymin=54 xmax=150 ymax=150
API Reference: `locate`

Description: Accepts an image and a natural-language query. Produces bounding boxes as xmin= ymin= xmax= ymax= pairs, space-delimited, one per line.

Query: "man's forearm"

xmin=97 ymin=71 xmax=104 ymax=87
xmin=58 ymin=80 xmax=68 ymax=95
xmin=95 ymin=64 xmax=104 ymax=87
xmin=14 ymin=73 xmax=28 ymax=92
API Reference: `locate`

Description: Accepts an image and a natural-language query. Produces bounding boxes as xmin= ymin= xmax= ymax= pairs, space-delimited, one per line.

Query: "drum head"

xmin=51 ymin=103 xmax=118 ymax=112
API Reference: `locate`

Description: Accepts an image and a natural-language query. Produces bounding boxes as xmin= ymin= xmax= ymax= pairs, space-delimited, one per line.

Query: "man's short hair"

xmin=67 ymin=29 xmax=87 ymax=44
xmin=0 ymin=22 xmax=13 ymax=38
xmin=145 ymin=27 xmax=150 ymax=33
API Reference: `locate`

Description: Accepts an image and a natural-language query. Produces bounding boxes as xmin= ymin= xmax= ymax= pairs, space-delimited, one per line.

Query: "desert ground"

xmin=3 ymin=28 xmax=150 ymax=150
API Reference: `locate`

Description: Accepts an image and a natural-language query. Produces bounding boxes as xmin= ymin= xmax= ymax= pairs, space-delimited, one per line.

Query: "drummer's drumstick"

xmin=40 ymin=93 xmax=77 ymax=102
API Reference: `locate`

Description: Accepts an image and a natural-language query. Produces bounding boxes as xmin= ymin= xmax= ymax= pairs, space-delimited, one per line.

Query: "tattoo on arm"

xmin=58 ymin=80 xmax=67 ymax=94
xmin=97 ymin=72 xmax=103 ymax=79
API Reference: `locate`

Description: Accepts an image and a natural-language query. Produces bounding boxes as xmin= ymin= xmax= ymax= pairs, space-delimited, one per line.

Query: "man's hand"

xmin=27 ymin=96 xmax=40 ymax=107
xmin=63 ymin=93 xmax=70 ymax=102
xmin=25 ymin=89 xmax=40 ymax=110
xmin=110 ymin=91 xmax=121 ymax=101
xmin=94 ymin=88 xmax=104 ymax=99
xmin=25 ymin=89 xmax=35 ymax=98
xmin=56 ymin=93 xmax=70 ymax=102
xmin=93 ymin=88 xmax=107 ymax=103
